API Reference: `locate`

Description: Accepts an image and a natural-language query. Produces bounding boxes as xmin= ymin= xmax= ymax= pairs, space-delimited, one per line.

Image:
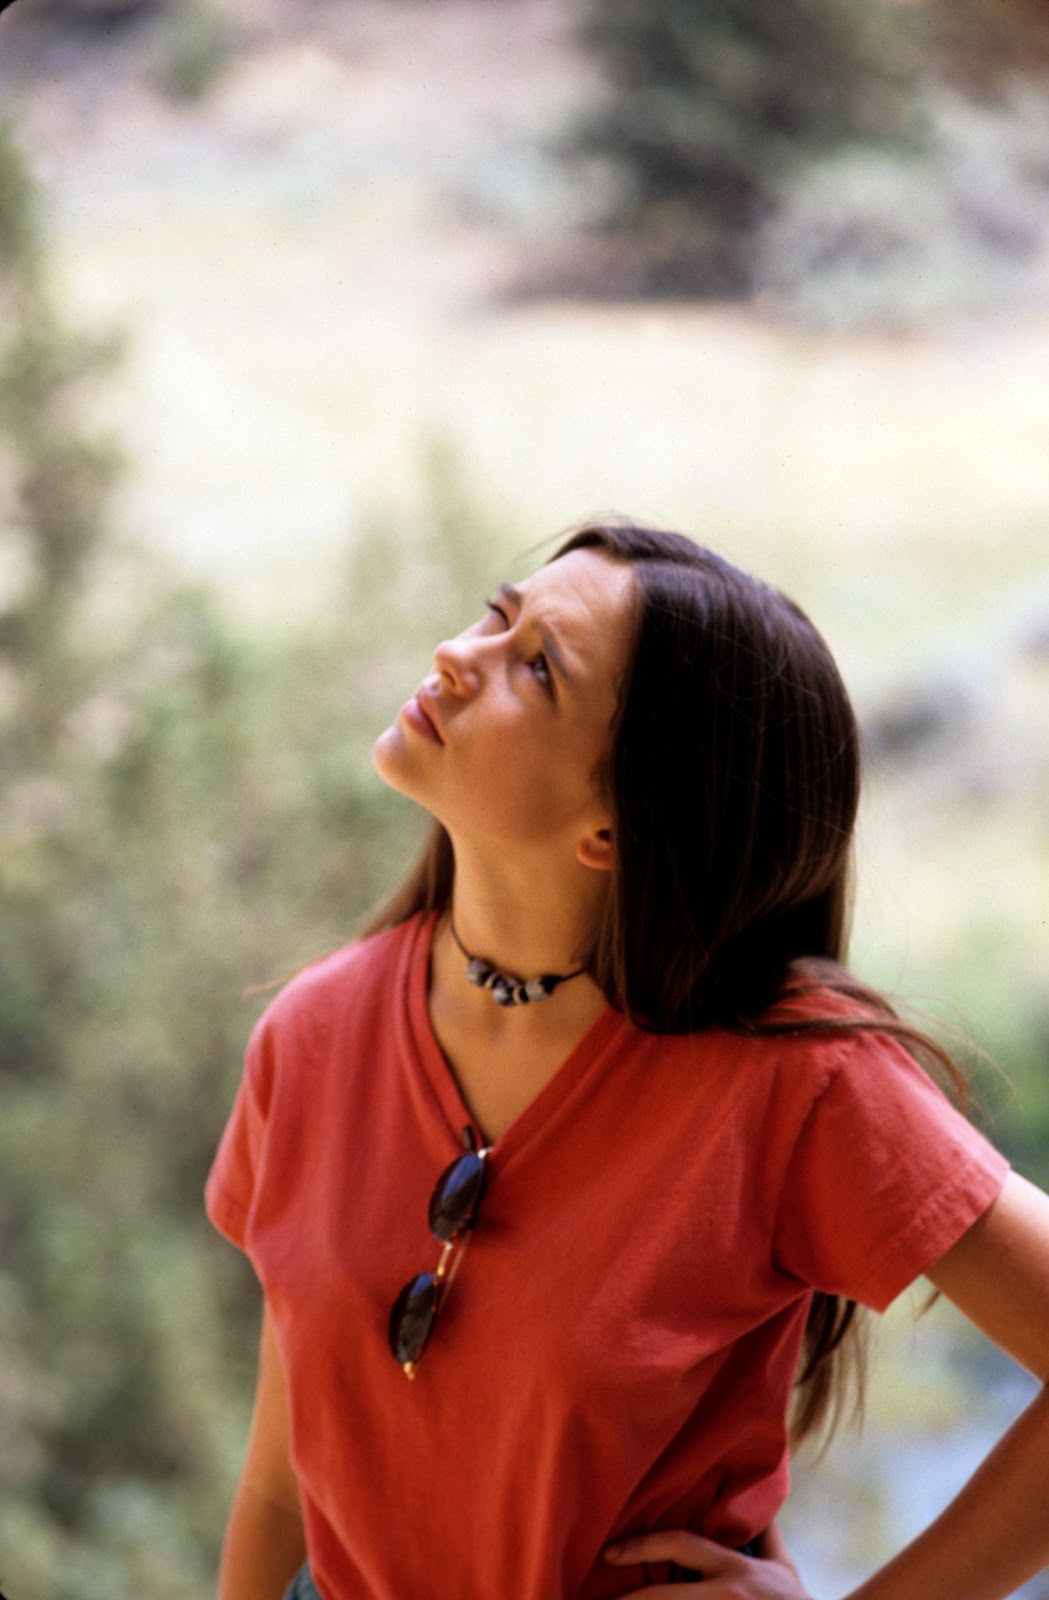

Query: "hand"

xmin=603 ymin=1525 xmax=812 ymax=1599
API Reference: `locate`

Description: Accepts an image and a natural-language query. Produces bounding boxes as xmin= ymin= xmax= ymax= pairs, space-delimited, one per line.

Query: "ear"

xmin=576 ymin=825 xmax=615 ymax=873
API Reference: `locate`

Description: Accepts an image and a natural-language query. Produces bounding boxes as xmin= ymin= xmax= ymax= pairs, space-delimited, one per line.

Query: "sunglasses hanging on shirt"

xmin=388 ymin=1126 xmax=491 ymax=1378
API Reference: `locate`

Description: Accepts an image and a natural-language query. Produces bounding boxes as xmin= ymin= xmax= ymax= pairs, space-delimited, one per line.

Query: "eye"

xmin=485 ymin=600 xmax=555 ymax=696
xmin=529 ymin=653 xmax=553 ymax=691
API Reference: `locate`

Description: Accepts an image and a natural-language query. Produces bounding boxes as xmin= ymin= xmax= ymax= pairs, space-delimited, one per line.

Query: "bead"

xmin=449 ymin=919 xmax=585 ymax=1008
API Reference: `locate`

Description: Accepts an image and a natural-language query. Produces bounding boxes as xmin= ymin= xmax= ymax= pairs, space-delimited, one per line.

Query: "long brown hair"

xmin=366 ymin=518 xmax=968 ymax=1448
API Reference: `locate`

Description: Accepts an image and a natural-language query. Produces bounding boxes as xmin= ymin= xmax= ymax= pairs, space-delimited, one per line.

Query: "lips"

xmin=403 ymin=689 xmax=444 ymax=745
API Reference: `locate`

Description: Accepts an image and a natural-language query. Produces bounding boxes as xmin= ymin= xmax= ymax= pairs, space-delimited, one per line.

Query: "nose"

xmin=432 ymin=632 xmax=483 ymax=695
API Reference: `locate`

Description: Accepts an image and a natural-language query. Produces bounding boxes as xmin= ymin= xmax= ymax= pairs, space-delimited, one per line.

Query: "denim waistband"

xmin=284 ymin=1535 xmax=763 ymax=1597
xmin=283 ymin=1563 xmax=323 ymax=1600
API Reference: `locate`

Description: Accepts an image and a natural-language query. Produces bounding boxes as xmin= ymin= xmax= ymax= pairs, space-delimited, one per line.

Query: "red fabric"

xmin=206 ymin=913 xmax=1009 ymax=1600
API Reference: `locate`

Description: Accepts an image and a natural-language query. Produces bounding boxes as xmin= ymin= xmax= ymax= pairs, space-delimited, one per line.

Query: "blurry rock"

xmin=862 ymin=678 xmax=976 ymax=763
xmin=1016 ymin=593 xmax=1049 ymax=661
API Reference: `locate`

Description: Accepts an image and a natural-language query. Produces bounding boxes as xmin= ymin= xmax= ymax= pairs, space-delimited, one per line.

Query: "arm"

xmin=218 ymin=1304 xmax=308 ymax=1600
xmin=605 ymin=1171 xmax=1049 ymax=1599
xmin=846 ymin=1170 xmax=1049 ymax=1600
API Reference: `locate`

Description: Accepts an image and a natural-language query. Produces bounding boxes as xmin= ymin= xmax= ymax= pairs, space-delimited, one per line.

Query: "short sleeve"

xmin=205 ymin=1013 xmax=276 ymax=1250
xmin=774 ymin=1032 xmax=1010 ymax=1311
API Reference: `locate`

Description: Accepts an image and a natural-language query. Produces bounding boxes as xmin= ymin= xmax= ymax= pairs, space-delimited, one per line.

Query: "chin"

xmin=371 ymin=725 xmax=404 ymax=785
xmin=372 ymin=728 xmax=425 ymax=805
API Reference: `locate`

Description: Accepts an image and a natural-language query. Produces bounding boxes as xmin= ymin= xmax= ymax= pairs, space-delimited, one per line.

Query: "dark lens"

xmin=389 ymin=1271 xmax=439 ymax=1366
xmin=428 ymin=1149 xmax=487 ymax=1242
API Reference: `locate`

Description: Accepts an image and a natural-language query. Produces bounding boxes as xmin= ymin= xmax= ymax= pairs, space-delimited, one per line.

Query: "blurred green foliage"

xmin=152 ymin=1 xmax=236 ymax=103
xmin=0 ymin=118 xmax=503 ymax=1594
xmin=571 ymin=0 xmax=929 ymax=295
xmin=570 ymin=0 xmax=1049 ymax=324
xmin=753 ymin=83 xmax=1049 ymax=328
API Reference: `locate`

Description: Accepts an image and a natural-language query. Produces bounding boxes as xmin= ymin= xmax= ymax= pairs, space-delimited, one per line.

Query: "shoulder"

xmin=763 ymin=964 xmax=890 ymax=1029
xmin=674 ymin=976 xmax=966 ymax=1135
xmin=751 ymin=979 xmax=957 ymax=1111
xmin=743 ymin=976 xmax=994 ymax=1167
xmin=624 ymin=988 xmax=897 ymax=1136
xmin=250 ymin=915 xmax=424 ymax=1056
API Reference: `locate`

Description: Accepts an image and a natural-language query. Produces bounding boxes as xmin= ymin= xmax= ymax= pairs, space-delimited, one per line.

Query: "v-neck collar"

xmin=402 ymin=911 xmax=626 ymax=1168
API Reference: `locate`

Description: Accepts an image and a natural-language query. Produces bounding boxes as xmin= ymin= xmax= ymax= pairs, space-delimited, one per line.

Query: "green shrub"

xmin=567 ymin=0 xmax=1049 ymax=322
xmin=569 ymin=0 xmax=927 ymax=295
xmin=153 ymin=0 xmax=235 ymax=103
xmin=753 ymin=86 xmax=1049 ymax=328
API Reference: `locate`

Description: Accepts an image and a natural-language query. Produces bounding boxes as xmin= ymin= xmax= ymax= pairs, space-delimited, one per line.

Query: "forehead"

xmin=522 ymin=547 xmax=635 ymax=625
xmin=520 ymin=547 xmax=636 ymax=694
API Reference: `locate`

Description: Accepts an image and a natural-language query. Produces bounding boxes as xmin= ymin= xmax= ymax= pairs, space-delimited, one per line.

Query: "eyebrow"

xmin=495 ymin=582 xmax=575 ymax=688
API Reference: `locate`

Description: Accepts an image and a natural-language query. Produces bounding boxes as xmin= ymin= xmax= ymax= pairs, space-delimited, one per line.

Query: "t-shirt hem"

xmin=851 ymin=1150 xmax=1009 ymax=1311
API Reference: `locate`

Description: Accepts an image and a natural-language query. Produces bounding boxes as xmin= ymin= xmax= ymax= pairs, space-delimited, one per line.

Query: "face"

xmin=372 ymin=548 xmax=637 ymax=862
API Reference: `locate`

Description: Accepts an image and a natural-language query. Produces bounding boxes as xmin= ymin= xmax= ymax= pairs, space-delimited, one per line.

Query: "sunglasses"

xmin=389 ymin=1127 xmax=491 ymax=1378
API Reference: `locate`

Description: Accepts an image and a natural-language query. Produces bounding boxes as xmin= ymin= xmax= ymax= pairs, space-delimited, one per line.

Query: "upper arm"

xmin=926 ymin=1170 xmax=1049 ymax=1382
xmin=239 ymin=1304 xmax=303 ymax=1518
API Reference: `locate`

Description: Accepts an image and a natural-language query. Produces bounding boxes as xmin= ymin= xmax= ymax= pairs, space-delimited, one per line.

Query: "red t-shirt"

xmin=206 ymin=913 xmax=1009 ymax=1600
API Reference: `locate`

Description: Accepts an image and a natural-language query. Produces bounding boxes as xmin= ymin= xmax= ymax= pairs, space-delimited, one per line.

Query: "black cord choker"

xmin=448 ymin=918 xmax=587 ymax=1007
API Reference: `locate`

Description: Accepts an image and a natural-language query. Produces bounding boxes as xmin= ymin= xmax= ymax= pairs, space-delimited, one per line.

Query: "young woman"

xmin=206 ymin=522 xmax=1049 ymax=1600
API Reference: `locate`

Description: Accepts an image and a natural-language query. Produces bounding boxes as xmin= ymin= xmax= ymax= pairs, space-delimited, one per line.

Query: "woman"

xmin=207 ymin=521 xmax=1049 ymax=1600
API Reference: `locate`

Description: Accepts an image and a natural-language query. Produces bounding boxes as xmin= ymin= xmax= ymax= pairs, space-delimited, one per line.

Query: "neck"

xmin=448 ymin=840 xmax=603 ymax=973
xmin=428 ymin=839 xmax=609 ymax=1025
xmin=448 ymin=914 xmax=586 ymax=1005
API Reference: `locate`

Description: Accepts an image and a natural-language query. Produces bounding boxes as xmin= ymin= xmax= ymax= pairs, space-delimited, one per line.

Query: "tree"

xmin=0 ymin=120 xmax=497 ymax=1594
xmin=571 ymin=0 xmax=928 ymax=294
xmin=0 ymin=115 xmax=122 ymax=1077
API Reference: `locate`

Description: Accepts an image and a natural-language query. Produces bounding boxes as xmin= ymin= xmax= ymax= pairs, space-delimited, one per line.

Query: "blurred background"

xmin=1 ymin=0 xmax=1048 ymax=1595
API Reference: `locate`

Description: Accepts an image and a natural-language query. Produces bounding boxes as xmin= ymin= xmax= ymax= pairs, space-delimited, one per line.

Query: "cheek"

xmin=475 ymin=747 xmax=597 ymax=840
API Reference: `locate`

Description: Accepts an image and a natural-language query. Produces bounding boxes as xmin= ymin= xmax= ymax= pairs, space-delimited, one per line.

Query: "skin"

xmin=220 ymin=549 xmax=1049 ymax=1599
xmin=218 ymin=1308 xmax=306 ymax=1600
xmin=372 ymin=546 xmax=638 ymax=1143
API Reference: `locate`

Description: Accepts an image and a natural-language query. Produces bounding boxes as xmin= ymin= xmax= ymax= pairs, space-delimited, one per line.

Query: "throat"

xmin=427 ymin=980 xmax=609 ymax=1145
